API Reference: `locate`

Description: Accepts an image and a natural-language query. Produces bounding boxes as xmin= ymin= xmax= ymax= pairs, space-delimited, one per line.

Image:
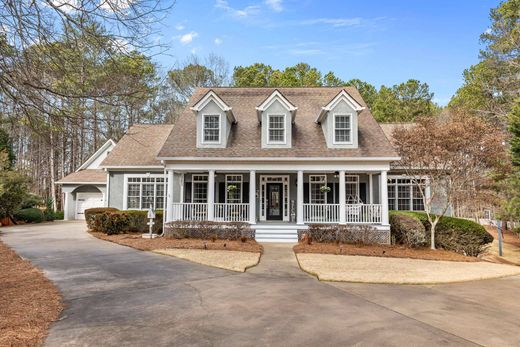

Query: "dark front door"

xmin=266 ymin=183 xmax=283 ymax=220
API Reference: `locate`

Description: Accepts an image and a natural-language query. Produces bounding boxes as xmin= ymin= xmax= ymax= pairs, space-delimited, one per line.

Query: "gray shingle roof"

xmin=101 ymin=124 xmax=174 ymax=167
xmin=158 ymin=87 xmax=398 ymax=159
xmin=55 ymin=169 xmax=106 ymax=184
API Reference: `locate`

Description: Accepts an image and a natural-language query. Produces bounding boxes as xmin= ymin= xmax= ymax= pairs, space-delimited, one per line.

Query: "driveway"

xmin=1 ymin=222 xmax=519 ymax=346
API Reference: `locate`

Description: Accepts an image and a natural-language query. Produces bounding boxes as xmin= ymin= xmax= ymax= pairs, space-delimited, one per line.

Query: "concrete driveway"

xmin=1 ymin=221 xmax=519 ymax=346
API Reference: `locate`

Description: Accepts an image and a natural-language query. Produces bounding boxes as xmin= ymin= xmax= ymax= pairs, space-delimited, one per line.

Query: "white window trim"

xmin=225 ymin=174 xmax=243 ymax=204
xmin=332 ymin=113 xmax=353 ymax=145
xmin=387 ymin=175 xmax=429 ymax=211
xmin=309 ymin=175 xmax=327 ymax=204
xmin=123 ymin=173 xmax=165 ymax=210
xmin=191 ymin=174 xmax=209 ymax=203
xmin=266 ymin=114 xmax=287 ymax=145
xmin=201 ymin=114 xmax=221 ymax=144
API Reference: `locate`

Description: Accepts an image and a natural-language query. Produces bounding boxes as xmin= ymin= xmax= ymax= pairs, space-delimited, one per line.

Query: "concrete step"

xmin=255 ymin=228 xmax=299 ymax=243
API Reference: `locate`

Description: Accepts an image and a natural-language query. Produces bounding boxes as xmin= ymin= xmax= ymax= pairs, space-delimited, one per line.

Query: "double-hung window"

xmin=388 ymin=177 xmax=426 ymax=211
xmin=126 ymin=176 xmax=165 ymax=210
xmin=192 ymin=175 xmax=208 ymax=203
xmin=309 ymin=175 xmax=327 ymax=204
xmin=268 ymin=114 xmax=285 ymax=144
xmin=225 ymin=175 xmax=242 ymax=203
xmin=203 ymin=114 xmax=220 ymax=143
xmin=334 ymin=114 xmax=352 ymax=144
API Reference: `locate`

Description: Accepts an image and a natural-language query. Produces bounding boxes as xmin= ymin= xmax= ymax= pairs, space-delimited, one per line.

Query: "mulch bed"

xmin=485 ymin=226 xmax=520 ymax=247
xmin=293 ymin=242 xmax=479 ymax=262
xmin=0 ymin=240 xmax=63 ymax=347
xmin=89 ymin=231 xmax=264 ymax=253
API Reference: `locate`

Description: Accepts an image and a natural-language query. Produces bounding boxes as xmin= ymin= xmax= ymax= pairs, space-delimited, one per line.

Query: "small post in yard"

xmin=498 ymin=220 xmax=503 ymax=257
xmin=142 ymin=204 xmax=157 ymax=239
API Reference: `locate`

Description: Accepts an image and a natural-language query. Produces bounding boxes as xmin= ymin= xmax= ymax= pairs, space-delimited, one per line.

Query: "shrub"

xmin=85 ymin=207 xmax=118 ymax=230
xmin=394 ymin=211 xmax=493 ymax=256
xmin=163 ymin=220 xmax=254 ymax=240
xmin=53 ymin=211 xmax=64 ymax=220
xmin=20 ymin=193 xmax=43 ymax=209
xmin=300 ymin=224 xmax=386 ymax=245
xmin=93 ymin=212 xmax=130 ymax=235
xmin=91 ymin=209 xmax=164 ymax=235
xmin=13 ymin=208 xmax=44 ymax=223
xmin=389 ymin=212 xmax=427 ymax=248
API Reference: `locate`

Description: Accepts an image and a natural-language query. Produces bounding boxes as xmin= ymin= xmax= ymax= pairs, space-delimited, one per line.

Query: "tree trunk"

xmin=430 ymin=220 xmax=437 ymax=250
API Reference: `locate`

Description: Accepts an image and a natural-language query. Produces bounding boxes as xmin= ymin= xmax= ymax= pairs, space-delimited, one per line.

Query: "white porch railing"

xmin=214 ymin=203 xmax=249 ymax=222
xmin=346 ymin=204 xmax=382 ymax=224
xmin=303 ymin=203 xmax=382 ymax=224
xmin=172 ymin=203 xmax=208 ymax=221
xmin=303 ymin=204 xmax=340 ymax=223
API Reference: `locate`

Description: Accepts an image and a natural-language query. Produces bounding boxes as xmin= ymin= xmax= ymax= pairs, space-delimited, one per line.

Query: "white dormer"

xmin=315 ymin=90 xmax=365 ymax=149
xmin=191 ymin=90 xmax=235 ymax=148
xmin=256 ymin=90 xmax=297 ymax=149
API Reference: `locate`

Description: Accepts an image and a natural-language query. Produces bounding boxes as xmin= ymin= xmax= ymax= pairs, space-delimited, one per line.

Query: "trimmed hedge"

xmin=163 ymin=220 xmax=254 ymax=240
xmin=85 ymin=207 xmax=118 ymax=230
xmin=298 ymin=224 xmax=386 ymax=245
xmin=389 ymin=212 xmax=427 ymax=248
xmin=14 ymin=208 xmax=44 ymax=223
xmin=392 ymin=211 xmax=493 ymax=256
xmin=91 ymin=209 xmax=164 ymax=235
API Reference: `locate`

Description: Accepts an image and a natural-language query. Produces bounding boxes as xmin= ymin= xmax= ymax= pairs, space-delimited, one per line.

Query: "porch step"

xmin=254 ymin=226 xmax=299 ymax=243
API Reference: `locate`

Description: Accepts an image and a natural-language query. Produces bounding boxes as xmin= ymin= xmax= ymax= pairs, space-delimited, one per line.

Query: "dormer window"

xmin=268 ymin=114 xmax=286 ymax=144
xmin=202 ymin=114 xmax=220 ymax=143
xmin=333 ymin=114 xmax=352 ymax=144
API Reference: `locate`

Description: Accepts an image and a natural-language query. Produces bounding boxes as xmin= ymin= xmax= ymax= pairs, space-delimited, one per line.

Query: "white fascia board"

xmin=190 ymin=90 xmax=235 ymax=123
xmin=55 ymin=181 xmax=106 ymax=185
xmin=157 ymin=156 xmax=400 ymax=162
xmin=77 ymin=139 xmax=116 ymax=171
xmin=256 ymin=90 xmax=298 ymax=121
xmin=100 ymin=165 xmax=164 ymax=170
xmin=316 ymin=90 xmax=366 ymax=123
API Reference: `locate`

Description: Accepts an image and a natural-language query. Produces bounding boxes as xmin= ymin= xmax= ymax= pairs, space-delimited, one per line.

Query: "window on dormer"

xmin=333 ymin=114 xmax=352 ymax=144
xmin=268 ymin=114 xmax=285 ymax=144
xmin=203 ymin=114 xmax=220 ymax=143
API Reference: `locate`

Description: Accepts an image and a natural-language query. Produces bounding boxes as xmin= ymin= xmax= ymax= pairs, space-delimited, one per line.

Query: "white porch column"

xmin=179 ymin=173 xmax=185 ymax=203
xmin=368 ymin=173 xmax=373 ymax=204
xmin=208 ymin=170 xmax=215 ymax=221
xmin=339 ymin=170 xmax=346 ymax=224
xmin=166 ymin=169 xmax=174 ymax=222
xmin=297 ymin=170 xmax=304 ymax=224
xmin=380 ymin=170 xmax=389 ymax=225
xmin=63 ymin=191 xmax=73 ymax=220
xmin=249 ymin=170 xmax=256 ymax=224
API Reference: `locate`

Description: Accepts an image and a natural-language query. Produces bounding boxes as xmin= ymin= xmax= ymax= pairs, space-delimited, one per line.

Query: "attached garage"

xmin=75 ymin=192 xmax=104 ymax=219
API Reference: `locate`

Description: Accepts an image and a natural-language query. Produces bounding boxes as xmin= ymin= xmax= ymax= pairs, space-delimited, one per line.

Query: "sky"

xmin=153 ymin=0 xmax=501 ymax=105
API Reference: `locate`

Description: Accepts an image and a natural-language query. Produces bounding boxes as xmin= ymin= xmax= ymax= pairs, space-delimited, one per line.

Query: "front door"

xmin=266 ymin=183 xmax=283 ymax=220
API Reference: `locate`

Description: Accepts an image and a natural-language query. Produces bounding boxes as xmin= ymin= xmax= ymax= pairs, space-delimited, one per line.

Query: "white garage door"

xmin=76 ymin=193 xmax=104 ymax=219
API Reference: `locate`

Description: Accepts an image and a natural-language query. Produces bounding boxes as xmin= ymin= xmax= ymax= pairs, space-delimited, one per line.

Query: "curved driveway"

xmin=2 ymin=221 xmax=519 ymax=346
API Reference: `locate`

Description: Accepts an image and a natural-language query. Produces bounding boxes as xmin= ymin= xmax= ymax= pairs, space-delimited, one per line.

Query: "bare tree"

xmin=0 ymin=0 xmax=172 ymax=124
xmin=392 ymin=112 xmax=506 ymax=249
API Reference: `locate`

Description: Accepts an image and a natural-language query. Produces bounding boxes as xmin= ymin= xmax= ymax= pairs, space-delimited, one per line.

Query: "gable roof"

xmin=379 ymin=122 xmax=415 ymax=146
xmin=256 ymin=89 xmax=298 ymax=121
xmin=190 ymin=89 xmax=236 ymax=123
xmin=77 ymin=139 xmax=116 ymax=171
xmin=101 ymin=124 xmax=174 ymax=168
xmin=55 ymin=169 xmax=106 ymax=185
xmin=316 ymin=89 xmax=365 ymax=123
xmin=158 ymin=87 xmax=398 ymax=159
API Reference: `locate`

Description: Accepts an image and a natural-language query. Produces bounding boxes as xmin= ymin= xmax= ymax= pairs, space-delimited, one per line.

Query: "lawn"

xmin=0 ymin=240 xmax=63 ymax=346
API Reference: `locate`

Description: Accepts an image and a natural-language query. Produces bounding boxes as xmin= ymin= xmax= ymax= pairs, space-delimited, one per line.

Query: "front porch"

xmin=165 ymin=170 xmax=390 ymax=227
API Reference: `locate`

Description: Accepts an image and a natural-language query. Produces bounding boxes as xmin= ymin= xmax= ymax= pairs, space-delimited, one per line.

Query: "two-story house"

xmin=58 ymin=87 xmax=437 ymax=243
